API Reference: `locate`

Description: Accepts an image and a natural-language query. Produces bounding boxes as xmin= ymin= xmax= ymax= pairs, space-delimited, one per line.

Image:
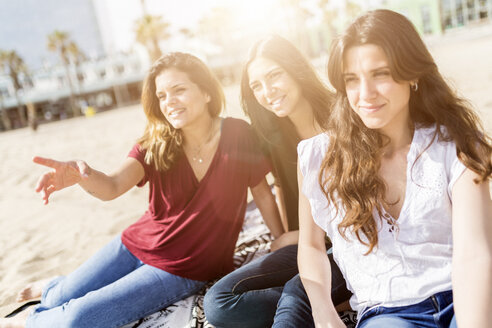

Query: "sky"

xmin=96 ymin=0 xmax=357 ymax=53
xmin=97 ymin=0 xmax=246 ymax=53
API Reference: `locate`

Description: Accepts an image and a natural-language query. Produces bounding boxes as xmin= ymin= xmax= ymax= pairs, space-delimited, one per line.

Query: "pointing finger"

xmin=33 ymin=156 xmax=61 ymax=169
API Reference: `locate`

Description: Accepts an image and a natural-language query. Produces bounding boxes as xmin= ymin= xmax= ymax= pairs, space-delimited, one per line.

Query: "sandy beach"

xmin=1 ymin=27 xmax=491 ymax=316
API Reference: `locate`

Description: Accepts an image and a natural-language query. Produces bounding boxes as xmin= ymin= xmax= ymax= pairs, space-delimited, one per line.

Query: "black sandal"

xmin=4 ymin=300 xmax=40 ymax=318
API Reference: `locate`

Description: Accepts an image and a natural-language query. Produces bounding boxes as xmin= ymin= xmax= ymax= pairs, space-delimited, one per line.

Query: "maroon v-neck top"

xmin=121 ymin=118 xmax=271 ymax=281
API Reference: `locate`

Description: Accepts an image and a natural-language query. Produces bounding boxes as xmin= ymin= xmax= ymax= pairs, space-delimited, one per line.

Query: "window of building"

xmin=456 ymin=1 xmax=465 ymax=26
xmin=421 ymin=5 xmax=433 ymax=34
xmin=442 ymin=0 xmax=454 ymax=28
xmin=479 ymin=0 xmax=489 ymax=18
xmin=467 ymin=0 xmax=477 ymax=21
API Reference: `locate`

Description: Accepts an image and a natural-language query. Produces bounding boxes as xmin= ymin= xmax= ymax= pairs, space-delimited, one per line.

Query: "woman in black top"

xmin=204 ymin=35 xmax=351 ymax=328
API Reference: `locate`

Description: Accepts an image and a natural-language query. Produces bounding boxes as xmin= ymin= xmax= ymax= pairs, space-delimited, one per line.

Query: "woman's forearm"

xmin=251 ymin=178 xmax=285 ymax=238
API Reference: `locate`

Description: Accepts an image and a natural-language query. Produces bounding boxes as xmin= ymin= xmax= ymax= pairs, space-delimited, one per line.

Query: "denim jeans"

xmin=358 ymin=290 xmax=456 ymax=328
xmin=26 ymin=235 xmax=206 ymax=328
xmin=204 ymin=244 xmax=351 ymax=328
xmin=272 ymin=252 xmax=352 ymax=328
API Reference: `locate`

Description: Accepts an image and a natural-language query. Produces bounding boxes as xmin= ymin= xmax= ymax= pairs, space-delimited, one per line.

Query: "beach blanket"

xmin=122 ymin=200 xmax=357 ymax=328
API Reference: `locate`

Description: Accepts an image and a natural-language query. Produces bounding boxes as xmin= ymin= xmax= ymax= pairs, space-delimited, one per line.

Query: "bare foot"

xmin=16 ymin=278 xmax=52 ymax=303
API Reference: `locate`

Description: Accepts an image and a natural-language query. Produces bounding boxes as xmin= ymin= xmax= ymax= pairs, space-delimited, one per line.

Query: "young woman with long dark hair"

xmin=204 ymin=35 xmax=351 ymax=328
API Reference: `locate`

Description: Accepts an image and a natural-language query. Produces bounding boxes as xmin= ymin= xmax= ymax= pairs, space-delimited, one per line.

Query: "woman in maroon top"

xmin=2 ymin=52 xmax=284 ymax=328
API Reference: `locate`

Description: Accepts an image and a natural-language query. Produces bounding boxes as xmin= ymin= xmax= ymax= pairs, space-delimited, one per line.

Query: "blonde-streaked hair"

xmin=138 ymin=52 xmax=225 ymax=171
xmin=321 ymin=9 xmax=491 ymax=254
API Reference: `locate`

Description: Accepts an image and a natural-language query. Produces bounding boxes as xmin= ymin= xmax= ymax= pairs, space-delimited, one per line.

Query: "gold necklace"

xmin=190 ymin=119 xmax=218 ymax=164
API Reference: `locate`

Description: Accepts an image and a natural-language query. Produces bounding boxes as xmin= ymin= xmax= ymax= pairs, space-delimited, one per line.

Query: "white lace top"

xmin=297 ymin=126 xmax=466 ymax=316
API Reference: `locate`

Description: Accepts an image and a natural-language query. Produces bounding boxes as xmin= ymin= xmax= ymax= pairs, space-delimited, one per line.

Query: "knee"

xmin=203 ymin=284 xmax=236 ymax=326
xmin=61 ymin=298 xmax=103 ymax=328
xmin=281 ymin=275 xmax=307 ymax=299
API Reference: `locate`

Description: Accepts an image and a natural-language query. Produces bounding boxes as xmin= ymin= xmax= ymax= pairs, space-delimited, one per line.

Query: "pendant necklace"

xmin=191 ymin=119 xmax=217 ymax=164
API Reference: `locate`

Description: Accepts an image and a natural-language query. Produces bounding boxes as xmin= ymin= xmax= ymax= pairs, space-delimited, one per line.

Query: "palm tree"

xmin=0 ymin=94 xmax=12 ymax=131
xmin=0 ymin=50 xmax=28 ymax=127
xmin=139 ymin=0 xmax=148 ymax=15
xmin=47 ymin=30 xmax=81 ymax=117
xmin=66 ymin=41 xmax=87 ymax=99
xmin=134 ymin=14 xmax=170 ymax=62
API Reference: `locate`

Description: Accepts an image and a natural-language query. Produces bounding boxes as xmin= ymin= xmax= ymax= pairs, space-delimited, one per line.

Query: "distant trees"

xmin=0 ymin=50 xmax=29 ymax=128
xmin=134 ymin=14 xmax=170 ymax=62
xmin=47 ymin=30 xmax=84 ymax=117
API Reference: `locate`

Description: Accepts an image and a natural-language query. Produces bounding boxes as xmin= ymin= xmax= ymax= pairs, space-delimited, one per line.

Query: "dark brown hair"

xmin=241 ymin=35 xmax=332 ymax=147
xmin=241 ymin=35 xmax=334 ymax=230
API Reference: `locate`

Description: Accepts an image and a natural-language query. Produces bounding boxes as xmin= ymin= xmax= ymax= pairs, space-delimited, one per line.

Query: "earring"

xmin=411 ymin=82 xmax=418 ymax=92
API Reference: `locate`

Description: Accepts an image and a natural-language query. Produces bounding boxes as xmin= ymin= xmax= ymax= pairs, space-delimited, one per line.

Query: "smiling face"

xmin=155 ymin=68 xmax=211 ymax=130
xmin=247 ymin=57 xmax=305 ymax=118
xmin=343 ymin=44 xmax=412 ymax=135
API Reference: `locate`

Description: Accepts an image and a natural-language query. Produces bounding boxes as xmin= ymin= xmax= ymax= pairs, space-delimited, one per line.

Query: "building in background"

xmin=1 ymin=0 xmax=492 ymax=131
xmin=0 ymin=0 xmax=147 ymax=131
xmin=376 ymin=0 xmax=492 ymax=34
xmin=0 ymin=0 xmax=106 ymax=70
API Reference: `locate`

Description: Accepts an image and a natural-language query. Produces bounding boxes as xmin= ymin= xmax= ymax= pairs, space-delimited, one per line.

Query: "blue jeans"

xmin=204 ymin=244 xmax=351 ymax=328
xmin=272 ymin=255 xmax=352 ymax=328
xmin=358 ymin=290 xmax=456 ymax=328
xmin=26 ymin=236 xmax=206 ymax=328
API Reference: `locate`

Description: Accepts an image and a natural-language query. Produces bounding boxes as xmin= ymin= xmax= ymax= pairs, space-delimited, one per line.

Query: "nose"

xmin=359 ymin=78 xmax=376 ymax=100
xmin=164 ymin=94 xmax=177 ymax=107
xmin=263 ymin=82 xmax=277 ymax=99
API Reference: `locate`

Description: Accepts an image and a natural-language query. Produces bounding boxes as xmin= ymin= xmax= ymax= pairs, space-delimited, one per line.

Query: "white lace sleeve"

xmin=446 ymin=143 xmax=467 ymax=199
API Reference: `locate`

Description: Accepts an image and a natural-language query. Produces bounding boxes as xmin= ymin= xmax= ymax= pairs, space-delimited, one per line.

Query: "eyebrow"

xmin=156 ymin=82 xmax=186 ymax=94
xmin=343 ymin=65 xmax=391 ymax=76
xmin=168 ymin=82 xmax=186 ymax=89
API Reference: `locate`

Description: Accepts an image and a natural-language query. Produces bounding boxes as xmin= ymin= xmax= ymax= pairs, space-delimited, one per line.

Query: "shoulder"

xmin=297 ymin=132 xmax=330 ymax=176
xmin=413 ymin=124 xmax=466 ymax=194
xmin=414 ymin=124 xmax=457 ymax=156
xmin=221 ymin=117 xmax=257 ymax=141
xmin=297 ymin=132 xmax=330 ymax=159
xmin=128 ymin=143 xmax=146 ymax=158
xmin=220 ymin=117 xmax=262 ymax=149
xmin=222 ymin=117 xmax=251 ymax=132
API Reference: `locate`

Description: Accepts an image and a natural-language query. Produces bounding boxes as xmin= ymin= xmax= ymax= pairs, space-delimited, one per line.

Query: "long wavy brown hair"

xmin=138 ymin=52 xmax=224 ymax=171
xmin=321 ymin=9 xmax=492 ymax=254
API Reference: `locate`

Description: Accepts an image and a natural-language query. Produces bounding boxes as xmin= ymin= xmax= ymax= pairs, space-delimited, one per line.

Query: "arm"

xmin=250 ymin=178 xmax=285 ymax=239
xmin=33 ymin=156 xmax=144 ymax=204
xmin=272 ymin=182 xmax=299 ymax=250
xmin=297 ymin=163 xmax=345 ymax=328
xmin=274 ymin=184 xmax=289 ymax=231
xmin=451 ymin=168 xmax=492 ymax=327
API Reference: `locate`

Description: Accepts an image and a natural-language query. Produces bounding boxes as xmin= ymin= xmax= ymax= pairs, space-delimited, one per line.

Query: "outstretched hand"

xmin=33 ymin=156 xmax=90 ymax=205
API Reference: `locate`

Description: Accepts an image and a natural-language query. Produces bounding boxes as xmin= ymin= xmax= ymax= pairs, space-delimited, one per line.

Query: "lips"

xmin=359 ymin=104 xmax=384 ymax=113
xmin=167 ymin=108 xmax=185 ymax=118
xmin=269 ymin=95 xmax=286 ymax=109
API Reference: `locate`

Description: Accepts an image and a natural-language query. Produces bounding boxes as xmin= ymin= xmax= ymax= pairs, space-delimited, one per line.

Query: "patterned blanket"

xmin=122 ymin=201 xmax=357 ymax=328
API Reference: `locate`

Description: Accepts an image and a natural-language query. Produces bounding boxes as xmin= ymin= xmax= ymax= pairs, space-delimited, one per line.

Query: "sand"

xmin=1 ymin=27 xmax=491 ymax=316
